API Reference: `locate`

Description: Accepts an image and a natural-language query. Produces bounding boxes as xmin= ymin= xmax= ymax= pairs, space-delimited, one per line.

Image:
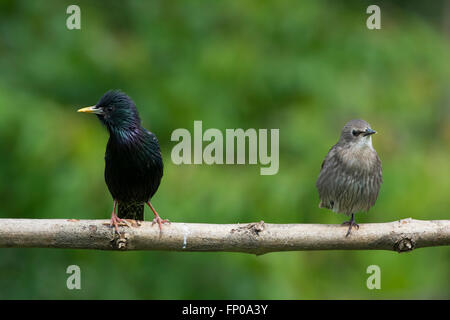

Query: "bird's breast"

xmin=105 ymin=141 xmax=160 ymax=176
xmin=339 ymin=146 xmax=379 ymax=172
xmin=104 ymin=134 xmax=163 ymax=202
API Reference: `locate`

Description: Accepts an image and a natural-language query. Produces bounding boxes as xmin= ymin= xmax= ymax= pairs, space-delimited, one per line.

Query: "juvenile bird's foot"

xmin=342 ymin=218 xmax=359 ymax=237
xmin=342 ymin=214 xmax=359 ymax=237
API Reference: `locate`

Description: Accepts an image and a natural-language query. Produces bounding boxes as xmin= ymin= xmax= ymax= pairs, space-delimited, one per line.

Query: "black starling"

xmin=78 ymin=90 xmax=168 ymax=233
xmin=316 ymin=119 xmax=382 ymax=237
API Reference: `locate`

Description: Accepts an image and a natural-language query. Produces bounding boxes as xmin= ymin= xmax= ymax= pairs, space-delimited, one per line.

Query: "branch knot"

xmin=395 ymin=237 xmax=416 ymax=253
xmin=111 ymin=233 xmax=129 ymax=250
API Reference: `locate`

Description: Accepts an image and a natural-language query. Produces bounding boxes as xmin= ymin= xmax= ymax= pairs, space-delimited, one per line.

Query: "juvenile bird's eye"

xmin=352 ymin=130 xmax=359 ymax=136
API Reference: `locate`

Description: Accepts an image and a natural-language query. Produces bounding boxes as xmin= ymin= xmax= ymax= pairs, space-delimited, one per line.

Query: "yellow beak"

xmin=77 ymin=105 xmax=103 ymax=114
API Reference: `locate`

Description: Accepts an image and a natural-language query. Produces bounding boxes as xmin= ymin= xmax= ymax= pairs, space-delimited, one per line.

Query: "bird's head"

xmin=339 ymin=119 xmax=377 ymax=148
xmin=77 ymin=90 xmax=141 ymax=131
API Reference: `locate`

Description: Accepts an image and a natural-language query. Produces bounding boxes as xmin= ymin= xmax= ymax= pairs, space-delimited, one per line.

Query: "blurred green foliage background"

xmin=0 ymin=0 xmax=449 ymax=299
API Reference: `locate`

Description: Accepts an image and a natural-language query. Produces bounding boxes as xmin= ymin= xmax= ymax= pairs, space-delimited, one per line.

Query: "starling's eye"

xmin=106 ymin=106 xmax=113 ymax=112
xmin=352 ymin=130 xmax=360 ymax=136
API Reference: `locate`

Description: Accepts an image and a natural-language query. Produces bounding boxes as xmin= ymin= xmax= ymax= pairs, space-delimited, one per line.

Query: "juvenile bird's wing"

xmin=316 ymin=145 xmax=341 ymax=210
xmin=367 ymin=153 xmax=383 ymax=207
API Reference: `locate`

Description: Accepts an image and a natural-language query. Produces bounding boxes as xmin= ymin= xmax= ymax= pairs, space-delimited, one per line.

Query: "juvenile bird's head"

xmin=338 ymin=119 xmax=377 ymax=149
xmin=78 ymin=90 xmax=141 ymax=131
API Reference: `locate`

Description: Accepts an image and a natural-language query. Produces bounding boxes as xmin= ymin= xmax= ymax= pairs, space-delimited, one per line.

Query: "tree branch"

xmin=0 ymin=218 xmax=449 ymax=254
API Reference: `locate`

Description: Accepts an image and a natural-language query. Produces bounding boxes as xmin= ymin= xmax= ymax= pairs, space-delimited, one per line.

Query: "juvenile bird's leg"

xmin=147 ymin=201 xmax=170 ymax=231
xmin=109 ymin=200 xmax=131 ymax=235
xmin=342 ymin=213 xmax=359 ymax=237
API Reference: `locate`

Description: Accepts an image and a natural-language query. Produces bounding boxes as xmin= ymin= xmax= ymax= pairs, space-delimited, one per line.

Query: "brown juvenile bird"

xmin=316 ymin=119 xmax=382 ymax=237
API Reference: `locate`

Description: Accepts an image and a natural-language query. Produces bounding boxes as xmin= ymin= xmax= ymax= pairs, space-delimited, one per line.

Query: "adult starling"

xmin=316 ymin=119 xmax=382 ymax=237
xmin=77 ymin=90 xmax=168 ymax=234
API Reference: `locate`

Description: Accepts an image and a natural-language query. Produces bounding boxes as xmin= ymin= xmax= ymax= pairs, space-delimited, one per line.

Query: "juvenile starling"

xmin=316 ymin=119 xmax=382 ymax=237
xmin=78 ymin=90 xmax=168 ymax=234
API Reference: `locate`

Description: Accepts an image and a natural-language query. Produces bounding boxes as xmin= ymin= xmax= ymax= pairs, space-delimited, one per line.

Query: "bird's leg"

xmin=109 ymin=200 xmax=131 ymax=235
xmin=146 ymin=201 xmax=170 ymax=231
xmin=342 ymin=213 xmax=359 ymax=237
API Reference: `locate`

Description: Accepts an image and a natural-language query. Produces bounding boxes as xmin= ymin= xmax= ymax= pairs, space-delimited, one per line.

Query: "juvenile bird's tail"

xmin=117 ymin=202 xmax=144 ymax=220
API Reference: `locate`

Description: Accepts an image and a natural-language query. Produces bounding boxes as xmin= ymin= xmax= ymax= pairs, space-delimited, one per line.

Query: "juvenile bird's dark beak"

xmin=363 ymin=128 xmax=376 ymax=136
xmin=77 ymin=105 xmax=104 ymax=115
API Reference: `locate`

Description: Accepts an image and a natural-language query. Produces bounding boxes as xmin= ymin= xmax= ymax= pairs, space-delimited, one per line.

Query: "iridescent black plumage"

xmin=78 ymin=90 xmax=166 ymax=232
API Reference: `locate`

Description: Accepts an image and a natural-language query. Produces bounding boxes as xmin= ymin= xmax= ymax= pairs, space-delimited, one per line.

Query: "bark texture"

xmin=0 ymin=218 xmax=448 ymax=254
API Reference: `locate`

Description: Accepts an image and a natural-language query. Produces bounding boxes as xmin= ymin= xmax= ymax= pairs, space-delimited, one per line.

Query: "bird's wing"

xmin=368 ymin=153 xmax=383 ymax=207
xmin=142 ymin=128 xmax=164 ymax=176
xmin=144 ymin=129 xmax=159 ymax=145
xmin=316 ymin=145 xmax=341 ymax=209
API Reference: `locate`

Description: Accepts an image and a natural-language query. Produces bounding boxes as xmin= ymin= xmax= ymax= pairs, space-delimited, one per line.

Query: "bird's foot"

xmin=152 ymin=213 xmax=170 ymax=232
xmin=147 ymin=202 xmax=170 ymax=235
xmin=342 ymin=220 xmax=359 ymax=237
xmin=109 ymin=213 xmax=132 ymax=235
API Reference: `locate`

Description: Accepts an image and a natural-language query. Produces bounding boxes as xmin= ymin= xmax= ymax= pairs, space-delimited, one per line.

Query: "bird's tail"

xmin=117 ymin=202 xmax=144 ymax=220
